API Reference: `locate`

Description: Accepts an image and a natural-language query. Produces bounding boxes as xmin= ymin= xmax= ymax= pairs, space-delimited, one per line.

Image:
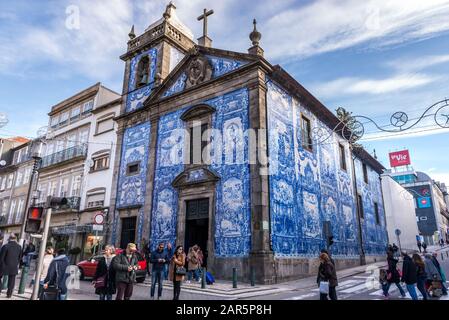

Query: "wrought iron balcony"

xmin=36 ymin=196 xmax=81 ymax=213
xmin=40 ymin=144 xmax=87 ymax=168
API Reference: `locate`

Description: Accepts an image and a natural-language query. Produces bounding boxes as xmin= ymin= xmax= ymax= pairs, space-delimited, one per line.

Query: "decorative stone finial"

xmin=163 ymin=1 xmax=177 ymax=20
xmin=128 ymin=25 xmax=136 ymax=40
xmin=249 ymin=19 xmax=261 ymax=46
xmin=248 ymin=19 xmax=264 ymax=56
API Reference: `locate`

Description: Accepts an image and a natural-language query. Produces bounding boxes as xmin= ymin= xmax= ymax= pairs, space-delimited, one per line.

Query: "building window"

xmin=15 ymin=169 xmax=23 ymax=187
xmin=339 ymin=143 xmax=347 ymax=171
xmin=374 ymin=202 xmax=380 ymax=225
xmin=363 ymin=163 xmax=369 ymax=184
xmin=86 ymin=190 xmax=105 ymax=209
xmin=189 ymin=122 xmax=208 ymax=165
xmin=15 ymin=198 xmax=25 ymax=224
xmin=82 ymin=100 xmax=94 ymax=115
xmin=71 ymin=106 xmax=81 ymax=122
xmin=96 ymin=118 xmax=114 ymax=135
xmin=357 ymin=194 xmax=364 ymax=219
xmin=1 ymin=200 xmax=9 ymax=216
xmin=126 ymin=162 xmax=140 ymax=176
xmin=59 ymin=178 xmax=69 ymax=197
xmin=91 ymin=155 xmax=109 ymax=172
xmin=301 ymin=115 xmax=313 ymax=151
xmin=59 ymin=111 xmax=69 ymax=127
xmin=71 ymin=176 xmax=81 ymax=197
xmin=50 ymin=116 xmax=59 ymax=129
xmin=6 ymin=173 xmax=14 ymax=189
xmin=135 ymin=56 xmax=150 ymax=88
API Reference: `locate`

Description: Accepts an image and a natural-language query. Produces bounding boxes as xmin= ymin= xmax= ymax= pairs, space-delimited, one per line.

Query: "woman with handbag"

xmin=93 ymin=245 xmax=116 ymax=300
xmin=317 ymin=252 xmax=338 ymax=300
xmin=382 ymin=250 xmax=406 ymax=299
xmin=169 ymin=245 xmax=186 ymax=300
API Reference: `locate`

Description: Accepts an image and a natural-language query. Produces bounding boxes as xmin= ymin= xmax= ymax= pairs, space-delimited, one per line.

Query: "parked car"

xmin=76 ymin=248 xmax=147 ymax=283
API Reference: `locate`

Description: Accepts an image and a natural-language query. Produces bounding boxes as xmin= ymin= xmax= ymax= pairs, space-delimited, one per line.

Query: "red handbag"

xmin=94 ymin=275 xmax=106 ymax=289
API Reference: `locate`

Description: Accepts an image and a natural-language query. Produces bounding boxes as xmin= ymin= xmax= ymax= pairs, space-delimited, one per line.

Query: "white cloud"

xmin=263 ymin=0 xmax=449 ymax=61
xmin=312 ymin=73 xmax=439 ymax=97
xmin=429 ymin=172 xmax=449 ymax=186
xmin=2 ymin=0 xmax=449 ymax=84
xmin=387 ymin=54 xmax=449 ymax=72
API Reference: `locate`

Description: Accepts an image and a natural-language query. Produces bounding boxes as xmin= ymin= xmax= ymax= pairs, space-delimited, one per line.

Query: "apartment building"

xmin=36 ymin=83 xmax=120 ymax=260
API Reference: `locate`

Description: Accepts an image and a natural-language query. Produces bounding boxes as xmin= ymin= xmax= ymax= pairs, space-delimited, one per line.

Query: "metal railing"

xmin=36 ymin=196 xmax=81 ymax=212
xmin=40 ymin=144 xmax=87 ymax=168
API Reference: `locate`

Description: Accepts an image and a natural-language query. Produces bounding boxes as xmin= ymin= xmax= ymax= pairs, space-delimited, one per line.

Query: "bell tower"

xmin=120 ymin=2 xmax=195 ymax=114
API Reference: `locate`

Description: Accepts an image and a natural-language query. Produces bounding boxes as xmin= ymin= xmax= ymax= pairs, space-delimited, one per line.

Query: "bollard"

xmin=442 ymin=253 xmax=444 ymax=261
xmin=2 ymin=275 xmax=8 ymax=290
xmin=250 ymin=267 xmax=255 ymax=287
xmin=232 ymin=268 xmax=237 ymax=288
xmin=201 ymin=267 xmax=206 ymax=289
xmin=18 ymin=265 xmax=29 ymax=294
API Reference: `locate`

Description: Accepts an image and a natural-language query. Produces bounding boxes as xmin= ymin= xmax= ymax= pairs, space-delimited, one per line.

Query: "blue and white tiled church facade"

xmin=111 ymin=11 xmax=388 ymax=281
xmin=266 ymin=80 xmax=388 ymax=259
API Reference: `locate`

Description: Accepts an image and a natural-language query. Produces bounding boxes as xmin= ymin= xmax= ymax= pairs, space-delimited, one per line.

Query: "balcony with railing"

xmin=40 ymin=144 xmax=87 ymax=169
xmin=36 ymin=196 xmax=81 ymax=213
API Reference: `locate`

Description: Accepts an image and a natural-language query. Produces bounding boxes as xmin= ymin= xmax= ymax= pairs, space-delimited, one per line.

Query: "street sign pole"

xmin=31 ymin=203 xmax=52 ymax=300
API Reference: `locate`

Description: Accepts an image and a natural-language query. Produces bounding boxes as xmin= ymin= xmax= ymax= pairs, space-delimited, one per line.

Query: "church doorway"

xmin=120 ymin=217 xmax=136 ymax=250
xmin=185 ymin=198 xmax=209 ymax=267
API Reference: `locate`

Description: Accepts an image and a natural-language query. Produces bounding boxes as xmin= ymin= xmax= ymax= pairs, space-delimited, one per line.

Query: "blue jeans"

xmin=382 ymin=282 xmax=406 ymax=297
xmin=163 ymin=264 xmax=169 ymax=280
xmin=100 ymin=293 xmax=113 ymax=300
xmin=151 ymin=270 xmax=163 ymax=298
xmin=417 ymin=276 xmax=428 ymax=300
xmin=406 ymin=284 xmax=418 ymax=300
xmin=188 ymin=269 xmax=200 ymax=281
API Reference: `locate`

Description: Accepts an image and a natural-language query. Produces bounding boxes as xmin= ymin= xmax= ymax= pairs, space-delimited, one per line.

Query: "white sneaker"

xmin=399 ymin=295 xmax=407 ymax=299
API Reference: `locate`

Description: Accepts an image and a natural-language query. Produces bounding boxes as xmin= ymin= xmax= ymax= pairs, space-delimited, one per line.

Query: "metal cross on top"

xmin=197 ymin=8 xmax=214 ymax=38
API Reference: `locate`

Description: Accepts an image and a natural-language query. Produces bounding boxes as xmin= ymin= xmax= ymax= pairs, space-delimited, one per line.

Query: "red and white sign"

xmin=94 ymin=212 xmax=104 ymax=225
xmin=389 ymin=150 xmax=411 ymax=167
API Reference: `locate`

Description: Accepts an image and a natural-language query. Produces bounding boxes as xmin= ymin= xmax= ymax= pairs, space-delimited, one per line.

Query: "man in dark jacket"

xmin=0 ymin=233 xmax=22 ymax=298
xmin=401 ymin=252 xmax=418 ymax=300
xmin=43 ymin=248 xmax=70 ymax=300
xmin=163 ymin=242 xmax=173 ymax=280
xmin=150 ymin=242 xmax=168 ymax=300
xmin=112 ymin=243 xmax=140 ymax=300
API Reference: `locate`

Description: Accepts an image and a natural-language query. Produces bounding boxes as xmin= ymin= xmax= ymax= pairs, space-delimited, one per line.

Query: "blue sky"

xmin=1 ymin=0 xmax=449 ymax=184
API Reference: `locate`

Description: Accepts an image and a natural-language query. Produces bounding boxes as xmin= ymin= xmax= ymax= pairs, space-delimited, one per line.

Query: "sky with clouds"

xmin=1 ymin=0 xmax=449 ymax=184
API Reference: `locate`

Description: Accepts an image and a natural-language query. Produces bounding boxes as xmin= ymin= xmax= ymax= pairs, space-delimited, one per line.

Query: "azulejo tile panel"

xmin=209 ymin=88 xmax=251 ymax=257
xmin=161 ymin=55 xmax=248 ymax=99
xmin=150 ymin=108 xmax=187 ymax=250
xmin=126 ymin=47 xmax=158 ymax=113
xmin=150 ymin=88 xmax=251 ymax=257
xmin=267 ymin=79 xmax=386 ymax=258
xmin=111 ymin=122 xmax=151 ymax=245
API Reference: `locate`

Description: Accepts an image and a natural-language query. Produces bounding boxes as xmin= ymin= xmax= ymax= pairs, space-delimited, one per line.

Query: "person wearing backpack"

xmin=169 ymin=245 xmax=186 ymax=300
xmin=317 ymin=252 xmax=338 ymax=300
xmin=382 ymin=250 xmax=406 ymax=299
xmin=43 ymin=248 xmax=70 ymax=300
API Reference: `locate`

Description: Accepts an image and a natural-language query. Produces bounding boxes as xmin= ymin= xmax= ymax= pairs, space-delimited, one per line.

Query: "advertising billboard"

xmin=389 ymin=150 xmax=411 ymax=167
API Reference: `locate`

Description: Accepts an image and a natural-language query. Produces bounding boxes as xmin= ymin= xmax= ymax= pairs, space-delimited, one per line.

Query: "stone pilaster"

xmin=248 ymin=69 xmax=276 ymax=284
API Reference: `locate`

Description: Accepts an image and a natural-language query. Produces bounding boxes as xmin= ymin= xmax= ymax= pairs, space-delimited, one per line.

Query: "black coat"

xmin=0 ymin=241 xmax=22 ymax=276
xmin=387 ymin=257 xmax=401 ymax=283
xmin=401 ymin=255 xmax=417 ymax=285
xmin=317 ymin=261 xmax=338 ymax=287
xmin=94 ymin=256 xmax=116 ymax=295
xmin=150 ymin=249 xmax=169 ymax=272
xmin=112 ymin=252 xmax=139 ymax=284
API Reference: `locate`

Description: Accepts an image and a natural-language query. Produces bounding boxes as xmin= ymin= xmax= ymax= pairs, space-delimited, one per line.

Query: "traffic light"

xmin=327 ymin=235 xmax=334 ymax=247
xmin=49 ymin=197 xmax=68 ymax=208
xmin=25 ymin=207 xmax=44 ymax=233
